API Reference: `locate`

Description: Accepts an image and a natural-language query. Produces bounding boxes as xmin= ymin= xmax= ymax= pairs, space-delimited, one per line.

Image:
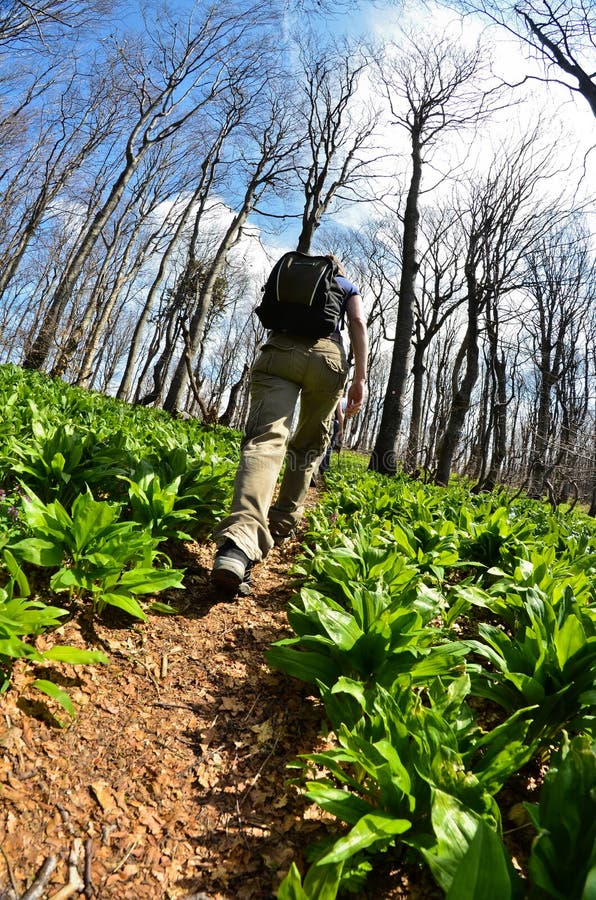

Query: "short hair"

xmin=329 ymin=254 xmax=346 ymax=276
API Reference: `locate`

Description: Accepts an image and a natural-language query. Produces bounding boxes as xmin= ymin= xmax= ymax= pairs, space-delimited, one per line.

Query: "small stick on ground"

xmin=0 ymin=840 xmax=19 ymax=897
xmin=48 ymin=839 xmax=84 ymax=900
xmin=84 ymin=839 xmax=94 ymax=899
xmin=20 ymin=855 xmax=58 ymax=900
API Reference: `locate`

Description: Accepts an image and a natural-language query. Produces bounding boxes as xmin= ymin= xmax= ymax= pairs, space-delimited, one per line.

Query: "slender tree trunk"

xmin=369 ymin=128 xmax=422 ymax=474
xmin=405 ymin=337 xmax=428 ymax=471
xmin=434 ymin=277 xmax=481 ymax=485
xmin=219 ymin=363 xmax=249 ymax=426
xmin=116 ymin=121 xmax=233 ymax=401
xmin=527 ymin=355 xmax=556 ymax=498
xmin=163 ymin=196 xmax=253 ymax=412
xmin=75 ymin=218 xmax=152 ymax=387
xmin=480 ymin=350 xmax=508 ymax=491
xmin=21 ymin=153 xmax=142 ymax=370
xmin=466 ymin=360 xmax=490 ymax=481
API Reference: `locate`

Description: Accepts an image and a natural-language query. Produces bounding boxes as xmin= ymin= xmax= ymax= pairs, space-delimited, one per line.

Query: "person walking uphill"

xmin=211 ymin=251 xmax=368 ymax=596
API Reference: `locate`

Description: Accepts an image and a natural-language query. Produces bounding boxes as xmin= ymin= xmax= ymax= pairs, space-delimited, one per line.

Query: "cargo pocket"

xmin=320 ymin=345 xmax=349 ymax=393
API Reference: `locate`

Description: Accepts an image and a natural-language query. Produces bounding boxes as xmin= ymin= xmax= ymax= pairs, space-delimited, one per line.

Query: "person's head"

xmin=329 ymin=254 xmax=346 ymax=276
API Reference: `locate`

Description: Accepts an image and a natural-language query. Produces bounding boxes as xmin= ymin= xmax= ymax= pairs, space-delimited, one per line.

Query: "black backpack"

xmin=255 ymin=252 xmax=347 ymax=338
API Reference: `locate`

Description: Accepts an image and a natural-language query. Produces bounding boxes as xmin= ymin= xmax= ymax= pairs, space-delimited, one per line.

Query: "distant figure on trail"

xmin=211 ymin=252 xmax=368 ymax=596
xmin=312 ymin=396 xmax=346 ymax=486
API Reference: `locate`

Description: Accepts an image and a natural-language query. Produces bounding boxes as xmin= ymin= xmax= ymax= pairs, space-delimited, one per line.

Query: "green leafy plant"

xmin=123 ymin=463 xmax=196 ymax=540
xmin=525 ymin=733 xmax=596 ymax=900
xmin=123 ymin=448 xmax=232 ymax=540
xmin=466 ymin=588 xmax=596 ymax=742
xmin=0 ymin=550 xmax=108 ymax=712
xmin=10 ymin=489 xmax=184 ymax=620
xmin=274 ymin=465 xmax=595 ymax=898
xmin=9 ymin=422 xmax=126 ymax=506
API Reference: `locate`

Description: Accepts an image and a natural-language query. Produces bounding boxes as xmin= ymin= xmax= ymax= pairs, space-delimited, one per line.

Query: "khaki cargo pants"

xmin=213 ymin=333 xmax=348 ymax=561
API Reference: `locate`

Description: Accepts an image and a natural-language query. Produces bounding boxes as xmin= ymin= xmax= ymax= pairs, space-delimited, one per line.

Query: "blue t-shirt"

xmin=336 ymin=274 xmax=359 ymax=299
xmin=334 ymin=275 xmax=359 ymax=334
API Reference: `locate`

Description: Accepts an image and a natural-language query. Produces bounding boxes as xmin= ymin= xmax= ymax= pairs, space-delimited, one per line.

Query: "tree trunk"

xmin=466 ymin=360 xmax=490 ymax=481
xmin=116 ymin=117 xmax=233 ymax=401
xmin=21 ymin=156 xmax=140 ymax=371
xmin=369 ymin=128 xmax=422 ymax=474
xmin=479 ymin=349 xmax=508 ymax=492
xmin=527 ymin=353 xmax=556 ymax=498
xmin=219 ymin=364 xmax=249 ymax=426
xmin=405 ymin=336 xmax=428 ymax=472
xmin=435 ymin=279 xmax=481 ymax=486
xmin=163 ymin=206 xmax=251 ymax=413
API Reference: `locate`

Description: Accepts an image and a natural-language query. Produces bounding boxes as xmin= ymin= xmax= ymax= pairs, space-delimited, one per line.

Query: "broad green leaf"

xmin=422 ymin=791 xmax=486 ymax=891
xmin=582 ymin=865 xmax=596 ymax=900
xmin=277 ymin=863 xmax=309 ymax=900
xmin=9 ymin=538 xmax=64 ymax=567
xmin=555 ymin=614 xmax=586 ymax=669
xmin=43 ymin=646 xmax=109 ymax=665
xmin=147 ymin=601 xmax=178 ymax=615
xmin=318 ymin=812 xmax=410 ymax=865
xmin=0 ymin=635 xmax=43 ymax=659
xmin=116 ymin=567 xmax=185 ymax=593
xmin=445 ymin=820 xmax=517 ymax=900
xmin=100 ymin=592 xmax=147 ymax=621
xmin=266 ymin=645 xmax=339 ymax=686
xmin=71 ymin=490 xmax=119 ymax=551
xmin=528 ymin=735 xmax=596 ymax=900
xmin=330 ymin=676 xmax=368 ymax=707
xmin=32 ymin=679 xmax=75 ymax=718
xmin=50 ymin=568 xmax=93 ymax=591
xmin=305 ymin=784 xmax=375 ymax=825
xmin=2 ymin=549 xmax=29 ymax=597
xmin=303 ymin=859 xmax=343 ymax=899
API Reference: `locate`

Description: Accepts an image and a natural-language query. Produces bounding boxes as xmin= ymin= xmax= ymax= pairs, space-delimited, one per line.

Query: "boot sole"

xmin=212 ymin=560 xmax=252 ymax=595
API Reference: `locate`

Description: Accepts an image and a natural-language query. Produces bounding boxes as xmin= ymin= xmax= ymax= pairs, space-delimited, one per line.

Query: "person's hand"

xmin=345 ymin=378 xmax=365 ymax=418
xmin=336 ymin=427 xmax=344 ymax=448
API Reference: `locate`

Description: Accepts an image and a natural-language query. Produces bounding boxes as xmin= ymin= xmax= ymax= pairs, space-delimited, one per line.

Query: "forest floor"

xmin=0 ymin=491 xmax=535 ymax=900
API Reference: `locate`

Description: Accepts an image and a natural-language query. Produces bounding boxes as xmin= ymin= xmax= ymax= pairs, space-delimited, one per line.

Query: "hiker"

xmin=211 ymin=252 xmax=368 ymax=595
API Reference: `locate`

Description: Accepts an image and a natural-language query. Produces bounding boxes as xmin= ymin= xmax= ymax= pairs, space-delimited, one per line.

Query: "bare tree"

xmin=63 ymin=144 xmax=181 ymax=384
xmin=0 ymin=56 xmax=125 ymax=309
xmin=162 ymin=83 xmax=301 ymax=412
xmin=520 ymin=219 xmax=595 ymax=498
xmin=370 ymin=31 xmax=495 ymax=474
xmin=21 ymin=2 xmax=271 ymax=372
xmin=447 ymin=0 xmax=596 ymax=117
xmin=0 ymin=0 xmax=103 ymax=47
xmin=314 ymin=219 xmax=400 ymax=450
xmin=114 ymin=100 xmax=246 ymax=401
xmin=406 ymin=205 xmax=468 ymax=471
xmin=294 ymin=36 xmax=380 ymax=253
xmin=434 ymin=130 xmax=563 ymax=485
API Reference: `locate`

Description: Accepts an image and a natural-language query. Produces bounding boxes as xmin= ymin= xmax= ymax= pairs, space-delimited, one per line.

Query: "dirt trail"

xmin=0 ymin=524 xmax=442 ymax=899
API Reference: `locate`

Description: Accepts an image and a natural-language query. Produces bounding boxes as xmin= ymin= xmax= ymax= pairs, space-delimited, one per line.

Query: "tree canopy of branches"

xmin=0 ymin=0 xmax=593 ymax=508
xmin=448 ymin=0 xmax=596 ymax=116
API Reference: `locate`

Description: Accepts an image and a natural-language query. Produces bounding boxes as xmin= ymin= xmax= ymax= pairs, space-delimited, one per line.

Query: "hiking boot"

xmin=270 ymin=528 xmax=295 ymax=547
xmin=212 ymin=539 xmax=253 ymax=596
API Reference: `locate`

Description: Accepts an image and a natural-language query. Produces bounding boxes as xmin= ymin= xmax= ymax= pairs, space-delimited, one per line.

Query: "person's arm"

xmin=345 ymin=292 xmax=368 ymax=419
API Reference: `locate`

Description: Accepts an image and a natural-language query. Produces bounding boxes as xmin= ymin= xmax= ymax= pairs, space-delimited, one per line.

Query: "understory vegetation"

xmin=0 ymin=365 xmax=594 ymax=898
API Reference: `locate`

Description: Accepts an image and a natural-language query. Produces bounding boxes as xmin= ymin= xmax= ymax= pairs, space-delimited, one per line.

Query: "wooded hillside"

xmin=1 ymin=0 xmax=594 ymax=507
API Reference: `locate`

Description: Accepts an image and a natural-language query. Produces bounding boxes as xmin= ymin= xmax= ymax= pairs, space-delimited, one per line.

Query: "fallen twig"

xmin=84 ymin=839 xmax=94 ymax=899
xmin=152 ymin=700 xmax=195 ymax=711
xmin=20 ymin=855 xmax=58 ymax=900
xmin=110 ymin=839 xmax=138 ymax=875
xmin=48 ymin=839 xmax=84 ymax=900
xmin=0 ymin=840 xmax=18 ymax=897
